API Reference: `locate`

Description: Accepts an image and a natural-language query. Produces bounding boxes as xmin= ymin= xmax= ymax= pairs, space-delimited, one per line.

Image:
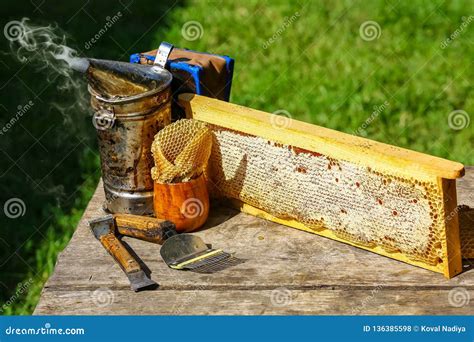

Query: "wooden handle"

xmin=99 ymin=234 xmax=141 ymax=274
xmin=114 ymin=214 xmax=175 ymax=244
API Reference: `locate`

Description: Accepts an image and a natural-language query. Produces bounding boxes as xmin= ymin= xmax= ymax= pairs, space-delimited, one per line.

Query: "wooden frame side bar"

xmin=440 ymin=178 xmax=463 ymax=278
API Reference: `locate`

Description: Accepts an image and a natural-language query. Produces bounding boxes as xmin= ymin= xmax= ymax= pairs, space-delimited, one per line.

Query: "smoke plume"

xmin=5 ymin=18 xmax=91 ymax=127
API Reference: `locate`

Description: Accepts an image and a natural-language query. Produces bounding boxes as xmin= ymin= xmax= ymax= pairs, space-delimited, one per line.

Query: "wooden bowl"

xmin=153 ymin=174 xmax=209 ymax=232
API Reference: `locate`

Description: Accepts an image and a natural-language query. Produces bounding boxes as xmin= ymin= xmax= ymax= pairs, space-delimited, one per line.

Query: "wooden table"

xmin=34 ymin=168 xmax=474 ymax=315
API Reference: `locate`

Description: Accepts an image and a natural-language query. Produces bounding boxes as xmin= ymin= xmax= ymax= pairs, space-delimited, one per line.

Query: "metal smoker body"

xmin=88 ymin=61 xmax=172 ymax=215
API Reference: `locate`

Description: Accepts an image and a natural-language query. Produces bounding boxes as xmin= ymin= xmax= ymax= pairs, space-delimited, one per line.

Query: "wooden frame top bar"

xmin=178 ymin=93 xmax=464 ymax=180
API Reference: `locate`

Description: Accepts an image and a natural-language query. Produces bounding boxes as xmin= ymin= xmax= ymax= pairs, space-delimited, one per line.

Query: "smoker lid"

xmin=87 ymin=59 xmax=172 ymax=103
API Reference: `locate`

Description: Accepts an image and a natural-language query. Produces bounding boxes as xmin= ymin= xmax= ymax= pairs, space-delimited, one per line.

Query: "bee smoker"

xmin=83 ymin=58 xmax=172 ymax=215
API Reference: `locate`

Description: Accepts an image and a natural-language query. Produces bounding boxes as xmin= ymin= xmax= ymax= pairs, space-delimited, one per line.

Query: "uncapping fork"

xmin=89 ymin=215 xmax=158 ymax=292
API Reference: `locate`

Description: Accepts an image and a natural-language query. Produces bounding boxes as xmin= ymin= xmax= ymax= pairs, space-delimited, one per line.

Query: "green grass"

xmin=5 ymin=0 xmax=473 ymax=314
xmin=2 ymin=151 xmax=100 ymax=315
xmin=1 ymin=0 xmax=181 ymax=315
xmin=153 ymin=0 xmax=473 ymax=164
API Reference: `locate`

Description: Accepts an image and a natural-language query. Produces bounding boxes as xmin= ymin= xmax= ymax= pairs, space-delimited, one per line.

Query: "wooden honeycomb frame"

xmin=179 ymin=94 xmax=465 ymax=278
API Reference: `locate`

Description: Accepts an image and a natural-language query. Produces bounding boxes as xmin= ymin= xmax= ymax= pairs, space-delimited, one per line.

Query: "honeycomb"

xmin=151 ymin=119 xmax=212 ymax=183
xmin=207 ymin=126 xmax=447 ymax=266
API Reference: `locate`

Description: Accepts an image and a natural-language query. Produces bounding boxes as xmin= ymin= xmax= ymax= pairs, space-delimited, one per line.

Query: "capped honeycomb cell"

xmin=208 ymin=127 xmax=444 ymax=266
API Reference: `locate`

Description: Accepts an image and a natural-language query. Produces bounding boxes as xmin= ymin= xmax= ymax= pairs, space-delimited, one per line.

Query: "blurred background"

xmin=0 ymin=0 xmax=472 ymax=314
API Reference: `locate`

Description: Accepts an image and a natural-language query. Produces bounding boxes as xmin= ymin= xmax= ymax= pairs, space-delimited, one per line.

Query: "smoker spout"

xmin=69 ymin=57 xmax=90 ymax=73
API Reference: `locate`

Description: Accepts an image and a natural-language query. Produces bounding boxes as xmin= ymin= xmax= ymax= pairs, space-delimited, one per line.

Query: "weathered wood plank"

xmin=34 ymin=167 xmax=474 ymax=315
xmin=34 ymin=289 xmax=474 ymax=315
xmin=457 ymin=166 xmax=474 ymax=206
